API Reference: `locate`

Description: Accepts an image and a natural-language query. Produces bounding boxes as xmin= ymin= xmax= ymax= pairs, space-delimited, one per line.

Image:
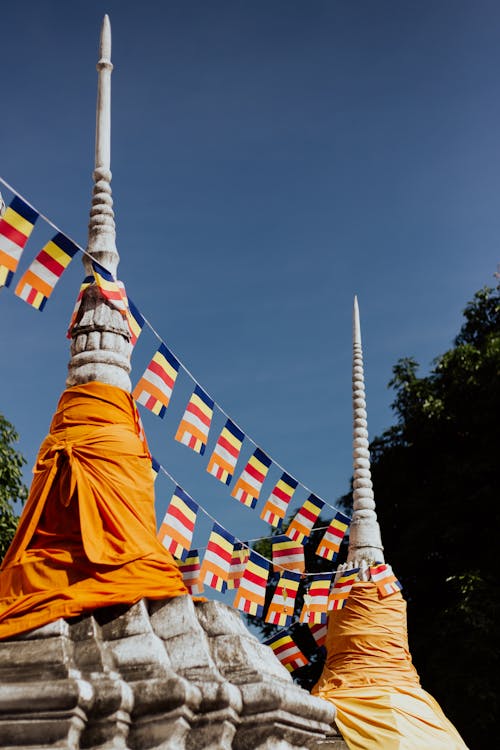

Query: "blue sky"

xmin=0 ymin=1 xmax=498 ymax=609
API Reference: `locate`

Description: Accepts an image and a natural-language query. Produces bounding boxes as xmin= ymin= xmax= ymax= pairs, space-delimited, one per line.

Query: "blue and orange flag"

xmin=286 ymin=494 xmax=325 ymax=544
xmin=309 ymin=622 xmax=328 ymax=649
xmin=132 ymin=343 xmax=180 ymax=418
xmin=233 ymin=550 xmax=270 ymax=618
xmin=15 ymin=232 xmax=79 ymax=310
xmin=67 ymin=275 xmax=94 ymax=336
xmin=271 ymin=535 xmax=305 ymax=573
xmin=199 ymin=522 xmax=235 ymax=593
xmin=260 ymin=472 xmax=298 ymax=528
xmin=265 ymin=571 xmax=301 ymax=627
xmin=91 ymin=260 xmax=129 ymax=317
xmin=315 ymin=510 xmax=351 ymax=561
xmin=206 ymin=419 xmax=244 ymax=486
xmin=126 ymin=297 xmax=145 ymax=347
xmin=265 ymin=631 xmax=308 ymax=673
xmin=151 ymin=456 xmax=160 ymax=481
xmin=328 ymin=567 xmax=359 ymax=611
xmin=299 ymin=573 xmax=333 ymax=624
xmin=231 ymin=447 xmax=271 ymax=508
xmin=0 ymin=196 xmax=39 ymax=287
xmin=227 ymin=542 xmax=250 ymax=590
xmin=175 ymin=385 xmax=214 ymax=455
xmin=157 ymin=486 xmax=198 ymax=562
xmin=178 ymin=549 xmax=203 ymax=595
xmin=370 ymin=563 xmax=402 ymax=597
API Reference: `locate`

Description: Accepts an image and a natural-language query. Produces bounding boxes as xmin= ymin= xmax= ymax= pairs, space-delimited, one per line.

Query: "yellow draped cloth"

xmin=312 ymin=582 xmax=468 ymax=750
xmin=0 ymin=382 xmax=187 ymax=639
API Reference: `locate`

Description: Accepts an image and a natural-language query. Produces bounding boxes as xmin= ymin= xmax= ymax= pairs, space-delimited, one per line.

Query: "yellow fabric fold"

xmin=312 ymin=582 xmax=468 ymax=749
xmin=0 ymin=382 xmax=187 ymax=639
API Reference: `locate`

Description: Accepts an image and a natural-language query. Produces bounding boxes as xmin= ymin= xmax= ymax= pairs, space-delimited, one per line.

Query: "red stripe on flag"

xmin=37 ymin=249 xmax=65 ymax=277
xmin=218 ymin=435 xmax=240 ymax=457
xmin=0 ymin=220 xmax=28 ymax=247
xmin=149 ymin=359 xmax=175 ymax=389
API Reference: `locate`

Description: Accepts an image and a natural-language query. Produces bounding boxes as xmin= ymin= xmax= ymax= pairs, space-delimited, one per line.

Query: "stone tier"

xmin=0 ymin=597 xmax=346 ymax=750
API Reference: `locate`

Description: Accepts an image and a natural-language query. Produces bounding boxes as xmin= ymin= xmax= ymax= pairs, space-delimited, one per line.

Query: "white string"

xmin=0 ymin=177 xmax=350 ymax=527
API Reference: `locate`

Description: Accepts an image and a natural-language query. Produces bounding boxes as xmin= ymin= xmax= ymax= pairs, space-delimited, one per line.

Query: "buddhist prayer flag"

xmin=265 ymin=571 xmax=301 ymax=627
xmin=151 ymin=457 xmax=160 ymax=481
xmin=271 ymin=535 xmax=305 ymax=573
xmin=199 ymin=522 xmax=235 ymax=593
xmin=260 ymin=472 xmax=298 ymax=528
xmin=132 ymin=343 xmax=180 ymax=418
xmin=175 ymin=385 xmax=214 ymax=455
xmin=370 ymin=563 xmax=402 ymax=598
xmin=286 ymin=494 xmax=325 ymax=544
xmin=299 ymin=573 xmax=333 ymax=624
xmin=0 ymin=196 xmax=39 ymax=288
xmin=231 ymin=447 xmax=271 ymax=508
xmin=126 ymin=297 xmax=145 ymax=347
xmin=178 ymin=549 xmax=203 ymax=595
xmin=67 ymin=275 xmax=94 ymax=336
xmin=15 ymin=232 xmax=79 ymax=310
xmin=328 ymin=567 xmax=359 ymax=611
xmin=233 ymin=550 xmax=270 ymax=617
xmin=227 ymin=542 xmax=250 ymax=590
xmin=91 ymin=260 xmax=129 ymax=317
xmin=157 ymin=486 xmax=198 ymax=562
xmin=265 ymin=632 xmax=308 ymax=673
xmin=315 ymin=510 xmax=351 ymax=561
xmin=309 ymin=622 xmax=328 ymax=649
xmin=206 ymin=419 xmax=244 ymax=486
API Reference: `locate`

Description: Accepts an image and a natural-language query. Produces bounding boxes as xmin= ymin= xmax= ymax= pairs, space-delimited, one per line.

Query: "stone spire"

xmin=66 ymin=15 xmax=131 ymax=391
xmin=347 ymin=296 xmax=384 ymax=570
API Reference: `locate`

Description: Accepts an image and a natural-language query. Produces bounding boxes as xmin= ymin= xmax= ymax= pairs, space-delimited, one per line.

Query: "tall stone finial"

xmin=347 ymin=296 xmax=384 ymax=567
xmin=66 ymin=16 xmax=131 ymax=391
xmin=85 ymin=14 xmax=118 ymax=276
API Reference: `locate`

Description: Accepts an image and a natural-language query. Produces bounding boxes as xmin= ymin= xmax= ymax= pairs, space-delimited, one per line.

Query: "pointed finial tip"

xmin=353 ymin=295 xmax=361 ymax=345
xmin=99 ymin=14 xmax=112 ymax=60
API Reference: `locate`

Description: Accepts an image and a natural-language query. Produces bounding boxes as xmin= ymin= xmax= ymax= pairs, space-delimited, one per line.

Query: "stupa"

xmin=0 ymin=16 xmax=337 ymax=750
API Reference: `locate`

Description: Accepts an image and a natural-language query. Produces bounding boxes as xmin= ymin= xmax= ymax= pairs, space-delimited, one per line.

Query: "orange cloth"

xmin=312 ymin=582 xmax=468 ymax=750
xmin=0 ymin=382 xmax=187 ymax=639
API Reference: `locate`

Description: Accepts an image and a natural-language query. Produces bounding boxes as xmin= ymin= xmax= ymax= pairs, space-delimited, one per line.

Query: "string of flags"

xmin=0 ymin=180 xmax=352 ymax=539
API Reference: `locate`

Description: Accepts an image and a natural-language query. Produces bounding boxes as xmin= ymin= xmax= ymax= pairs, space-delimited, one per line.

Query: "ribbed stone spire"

xmin=66 ymin=16 xmax=131 ymax=391
xmin=347 ymin=296 xmax=384 ymax=567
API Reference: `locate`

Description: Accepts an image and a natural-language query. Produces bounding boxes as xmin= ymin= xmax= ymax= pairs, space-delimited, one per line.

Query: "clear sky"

xmin=0 ymin=1 xmax=498 ymax=609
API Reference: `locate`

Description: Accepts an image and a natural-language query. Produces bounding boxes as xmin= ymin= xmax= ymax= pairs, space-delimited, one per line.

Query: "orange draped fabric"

xmin=0 ymin=382 xmax=187 ymax=639
xmin=312 ymin=582 xmax=468 ymax=750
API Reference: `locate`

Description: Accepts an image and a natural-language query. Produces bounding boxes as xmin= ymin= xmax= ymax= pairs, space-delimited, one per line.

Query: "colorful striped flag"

xmin=309 ymin=622 xmax=328 ymax=649
xmin=285 ymin=494 xmax=325 ymax=544
xmin=299 ymin=573 xmax=333 ymax=624
xmin=233 ymin=550 xmax=270 ymax=617
xmin=132 ymin=343 xmax=180 ymax=418
xmin=126 ymin=297 xmax=145 ymax=347
xmin=328 ymin=567 xmax=359 ymax=611
xmin=260 ymin=472 xmax=298 ymax=528
xmin=227 ymin=542 xmax=250 ymax=590
xmin=265 ymin=571 xmax=301 ymax=627
xmin=199 ymin=523 xmax=235 ymax=593
xmin=206 ymin=419 xmax=244 ymax=486
xmin=15 ymin=232 xmax=79 ymax=310
xmin=271 ymin=535 xmax=305 ymax=573
xmin=265 ymin=631 xmax=308 ymax=673
xmin=175 ymin=385 xmax=214 ymax=455
xmin=370 ymin=563 xmax=402 ymax=597
xmin=231 ymin=448 xmax=271 ymax=508
xmin=157 ymin=486 xmax=198 ymax=562
xmin=91 ymin=260 xmax=129 ymax=317
xmin=315 ymin=510 xmax=351 ymax=561
xmin=178 ymin=549 xmax=204 ymax=595
xmin=67 ymin=275 xmax=94 ymax=336
xmin=151 ymin=456 xmax=160 ymax=481
xmin=0 ymin=196 xmax=39 ymax=288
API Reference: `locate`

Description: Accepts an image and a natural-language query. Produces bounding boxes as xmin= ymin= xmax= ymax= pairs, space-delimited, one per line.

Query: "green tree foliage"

xmin=370 ymin=285 xmax=499 ymax=750
xmin=0 ymin=413 xmax=27 ymax=560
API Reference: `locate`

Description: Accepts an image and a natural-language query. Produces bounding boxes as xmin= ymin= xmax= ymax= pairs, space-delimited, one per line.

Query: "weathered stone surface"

xmin=0 ymin=598 xmax=343 ymax=749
